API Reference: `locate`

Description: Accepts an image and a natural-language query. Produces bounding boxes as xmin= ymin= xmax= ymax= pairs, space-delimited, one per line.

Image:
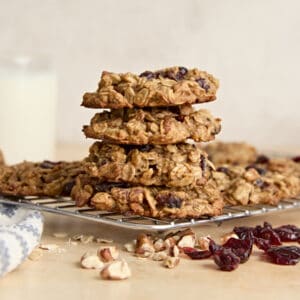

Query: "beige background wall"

xmin=0 ymin=0 xmax=299 ymax=148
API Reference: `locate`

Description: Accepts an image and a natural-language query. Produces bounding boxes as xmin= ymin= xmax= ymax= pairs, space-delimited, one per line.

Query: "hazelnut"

xmin=135 ymin=234 xmax=155 ymax=258
xmin=163 ymin=256 xmax=180 ymax=269
xmin=124 ymin=241 xmax=136 ymax=253
xmin=197 ymin=235 xmax=211 ymax=251
xmin=177 ymin=234 xmax=195 ymax=248
xmin=97 ymin=246 xmax=119 ymax=262
xmin=100 ymin=260 xmax=131 ymax=280
xmin=80 ymin=252 xmax=104 ymax=269
xmin=220 ymin=232 xmax=239 ymax=244
xmin=153 ymin=238 xmax=165 ymax=252
xmin=152 ymin=251 xmax=168 ymax=261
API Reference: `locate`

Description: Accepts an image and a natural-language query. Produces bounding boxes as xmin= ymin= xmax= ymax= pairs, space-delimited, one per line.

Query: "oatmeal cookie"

xmin=203 ymin=142 xmax=258 ymax=165
xmin=0 ymin=160 xmax=84 ymax=197
xmin=213 ymin=159 xmax=300 ymax=206
xmin=71 ymin=175 xmax=224 ymax=219
xmin=85 ymin=142 xmax=214 ymax=187
xmin=82 ymin=66 xmax=219 ymax=109
xmin=83 ymin=106 xmax=221 ymax=145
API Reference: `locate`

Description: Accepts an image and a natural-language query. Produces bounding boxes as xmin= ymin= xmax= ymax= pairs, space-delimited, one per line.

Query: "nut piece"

xmin=163 ymin=256 xmax=180 ymax=269
xmin=164 ymin=237 xmax=177 ymax=250
xmin=100 ymin=260 xmax=131 ymax=280
xmin=98 ymin=246 xmax=119 ymax=262
xmin=135 ymin=234 xmax=155 ymax=258
xmin=177 ymin=234 xmax=195 ymax=248
xmin=80 ymin=252 xmax=104 ymax=269
xmin=220 ymin=232 xmax=239 ymax=245
xmin=170 ymin=245 xmax=180 ymax=257
xmin=153 ymin=238 xmax=165 ymax=252
xmin=72 ymin=234 xmax=94 ymax=244
xmin=95 ymin=238 xmax=113 ymax=244
xmin=28 ymin=248 xmax=43 ymax=261
xmin=39 ymin=244 xmax=59 ymax=251
xmin=152 ymin=251 xmax=168 ymax=261
xmin=197 ymin=235 xmax=211 ymax=251
xmin=124 ymin=241 xmax=136 ymax=253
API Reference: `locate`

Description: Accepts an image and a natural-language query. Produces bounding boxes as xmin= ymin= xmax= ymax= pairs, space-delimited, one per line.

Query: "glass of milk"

xmin=0 ymin=55 xmax=57 ymax=164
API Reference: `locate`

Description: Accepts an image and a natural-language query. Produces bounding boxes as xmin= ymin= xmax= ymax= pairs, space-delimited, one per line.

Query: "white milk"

xmin=0 ymin=56 xmax=57 ymax=164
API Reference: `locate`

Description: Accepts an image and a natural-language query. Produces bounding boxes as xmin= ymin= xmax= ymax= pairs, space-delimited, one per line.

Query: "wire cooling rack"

xmin=0 ymin=194 xmax=300 ymax=231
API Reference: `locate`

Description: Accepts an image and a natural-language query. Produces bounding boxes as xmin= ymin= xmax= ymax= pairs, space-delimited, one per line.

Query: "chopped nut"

xmin=170 ymin=245 xmax=180 ymax=257
xmin=135 ymin=234 xmax=155 ymax=258
xmin=53 ymin=232 xmax=68 ymax=239
xmin=164 ymin=237 xmax=177 ymax=250
xmin=100 ymin=260 xmax=131 ymax=280
xmin=153 ymin=238 xmax=165 ymax=252
xmin=177 ymin=234 xmax=195 ymax=248
xmin=220 ymin=232 xmax=239 ymax=244
xmin=95 ymin=238 xmax=113 ymax=244
xmin=72 ymin=233 xmax=84 ymax=241
xmin=28 ymin=248 xmax=43 ymax=261
xmin=124 ymin=242 xmax=136 ymax=253
xmin=80 ymin=235 xmax=94 ymax=244
xmin=80 ymin=252 xmax=104 ymax=269
xmin=197 ymin=235 xmax=211 ymax=251
xmin=97 ymin=246 xmax=119 ymax=262
xmin=39 ymin=244 xmax=59 ymax=251
xmin=152 ymin=251 xmax=168 ymax=261
xmin=163 ymin=256 xmax=180 ymax=269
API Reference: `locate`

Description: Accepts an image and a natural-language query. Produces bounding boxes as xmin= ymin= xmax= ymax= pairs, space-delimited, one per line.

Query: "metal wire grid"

xmin=0 ymin=194 xmax=299 ymax=231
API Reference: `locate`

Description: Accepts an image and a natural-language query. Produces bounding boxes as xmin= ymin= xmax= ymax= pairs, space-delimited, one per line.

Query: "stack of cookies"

xmin=72 ymin=66 xmax=224 ymax=219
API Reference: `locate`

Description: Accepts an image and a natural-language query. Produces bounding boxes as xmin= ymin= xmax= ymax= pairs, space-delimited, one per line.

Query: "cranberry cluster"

xmin=182 ymin=222 xmax=300 ymax=271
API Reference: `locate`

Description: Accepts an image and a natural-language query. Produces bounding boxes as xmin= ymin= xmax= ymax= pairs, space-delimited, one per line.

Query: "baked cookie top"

xmin=82 ymin=66 xmax=219 ymax=108
xmin=0 ymin=160 xmax=84 ymax=197
xmin=213 ymin=157 xmax=300 ymax=206
xmin=85 ymin=142 xmax=215 ymax=187
xmin=203 ymin=141 xmax=258 ymax=165
xmin=83 ymin=105 xmax=221 ymax=145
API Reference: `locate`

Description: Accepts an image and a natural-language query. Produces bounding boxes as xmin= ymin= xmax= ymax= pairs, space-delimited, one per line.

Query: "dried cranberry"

xmin=216 ymin=166 xmax=230 ymax=176
xmin=196 ymin=78 xmax=210 ymax=91
xmin=40 ymin=160 xmax=61 ymax=169
xmin=61 ymin=181 xmax=75 ymax=196
xmin=233 ymin=226 xmax=254 ymax=239
xmin=255 ymin=155 xmax=270 ymax=164
xmin=200 ymin=155 xmax=206 ymax=172
xmin=292 ymin=156 xmax=300 ymax=163
xmin=266 ymin=246 xmax=300 ymax=265
xmin=274 ymin=225 xmax=300 ymax=242
xmin=213 ymin=247 xmax=240 ymax=271
xmin=254 ymin=237 xmax=272 ymax=251
xmin=156 ymin=194 xmax=182 ymax=209
xmin=245 ymin=165 xmax=267 ymax=175
xmin=175 ymin=115 xmax=185 ymax=122
xmin=254 ymin=179 xmax=269 ymax=188
xmin=223 ymin=237 xmax=253 ymax=263
xmin=182 ymin=247 xmax=212 ymax=259
xmin=253 ymin=222 xmax=282 ymax=246
xmin=176 ymin=67 xmax=188 ymax=80
xmin=139 ymin=71 xmax=156 ymax=80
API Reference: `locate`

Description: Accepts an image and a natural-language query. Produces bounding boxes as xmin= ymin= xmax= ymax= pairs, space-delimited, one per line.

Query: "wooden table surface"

xmin=1 ymin=144 xmax=299 ymax=300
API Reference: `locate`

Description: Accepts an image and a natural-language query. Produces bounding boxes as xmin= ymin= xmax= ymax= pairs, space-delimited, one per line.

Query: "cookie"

xmin=71 ymin=175 xmax=224 ymax=219
xmin=203 ymin=142 xmax=258 ymax=165
xmin=0 ymin=160 xmax=84 ymax=197
xmin=83 ymin=105 xmax=221 ymax=145
xmin=213 ymin=159 xmax=300 ymax=206
xmin=82 ymin=66 xmax=219 ymax=109
xmin=85 ymin=142 xmax=215 ymax=187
